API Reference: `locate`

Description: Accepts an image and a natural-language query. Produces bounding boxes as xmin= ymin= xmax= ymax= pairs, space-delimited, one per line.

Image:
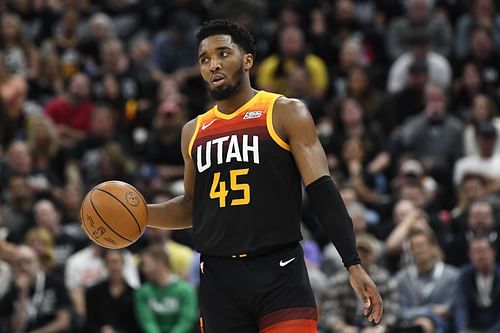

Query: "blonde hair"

xmin=24 ymin=226 xmax=55 ymax=272
xmin=25 ymin=115 xmax=59 ymax=157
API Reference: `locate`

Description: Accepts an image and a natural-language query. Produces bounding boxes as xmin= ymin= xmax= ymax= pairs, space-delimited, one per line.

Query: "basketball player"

xmin=146 ymin=19 xmax=383 ymax=333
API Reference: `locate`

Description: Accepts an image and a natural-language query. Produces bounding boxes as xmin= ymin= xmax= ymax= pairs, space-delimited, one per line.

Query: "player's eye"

xmin=200 ymin=57 xmax=209 ymax=64
xmin=221 ymin=51 xmax=229 ymax=57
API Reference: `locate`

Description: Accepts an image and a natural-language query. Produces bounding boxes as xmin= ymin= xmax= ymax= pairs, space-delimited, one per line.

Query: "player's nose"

xmin=209 ymin=58 xmax=222 ymax=72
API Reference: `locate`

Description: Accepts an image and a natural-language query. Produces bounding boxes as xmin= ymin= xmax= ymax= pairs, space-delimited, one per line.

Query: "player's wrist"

xmin=347 ymin=263 xmax=363 ymax=273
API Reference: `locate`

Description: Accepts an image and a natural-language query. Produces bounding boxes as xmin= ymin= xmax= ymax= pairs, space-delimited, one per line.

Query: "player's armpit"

xmin=272 ymin=97 xmax=329 ymax=186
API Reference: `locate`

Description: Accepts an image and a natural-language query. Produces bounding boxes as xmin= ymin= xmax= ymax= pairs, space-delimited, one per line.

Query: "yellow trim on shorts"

xmin=266 ymin=96 xmax=290 ymax=151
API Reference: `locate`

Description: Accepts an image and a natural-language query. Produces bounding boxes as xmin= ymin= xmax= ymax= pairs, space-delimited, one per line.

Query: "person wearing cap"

xmin=454 ymin=120 xmax=500 ymax=187
xmin=320 ymin=233 xmax=399 ymax=333
xmin=387 ymin=31 xmax=451 ymax=94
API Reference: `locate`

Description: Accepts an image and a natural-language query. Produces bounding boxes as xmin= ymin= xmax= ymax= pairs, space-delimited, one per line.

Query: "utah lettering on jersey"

xmin=196 ymin=134 xmax=259 ymax=173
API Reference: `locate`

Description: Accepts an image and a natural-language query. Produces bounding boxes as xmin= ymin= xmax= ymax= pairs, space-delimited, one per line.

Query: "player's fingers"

xmin=368 ymin=293 xmax=383 ymax=323
xmin=362 ymin=291 xmax=372 ymax=316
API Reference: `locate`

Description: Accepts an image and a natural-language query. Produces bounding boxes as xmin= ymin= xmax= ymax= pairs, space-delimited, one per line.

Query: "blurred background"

xmin=1 ymin=0 xmax=500 ymax=332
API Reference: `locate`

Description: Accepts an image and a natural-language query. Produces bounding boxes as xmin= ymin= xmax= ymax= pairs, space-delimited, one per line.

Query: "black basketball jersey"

xmin=189 ymin=91 xmax=303 ymax=256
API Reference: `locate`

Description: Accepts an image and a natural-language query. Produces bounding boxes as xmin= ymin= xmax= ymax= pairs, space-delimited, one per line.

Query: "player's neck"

xmin=216 ymin=84 xmax=257 ymax=115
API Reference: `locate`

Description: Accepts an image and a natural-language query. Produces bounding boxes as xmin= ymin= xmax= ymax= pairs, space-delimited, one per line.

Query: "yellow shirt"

xmin=165 ymin=241 xmax=194 ymax=279
xmin=256 ymin=54 xmax=329 ymax=96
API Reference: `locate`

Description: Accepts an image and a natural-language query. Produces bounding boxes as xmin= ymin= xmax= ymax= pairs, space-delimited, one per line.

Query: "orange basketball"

xmin=80 ymin=180 xmax=148 ymax=249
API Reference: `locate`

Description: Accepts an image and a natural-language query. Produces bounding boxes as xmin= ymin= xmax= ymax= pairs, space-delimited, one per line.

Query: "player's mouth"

xmin=211 ymin=74 xmax=225 ymax=87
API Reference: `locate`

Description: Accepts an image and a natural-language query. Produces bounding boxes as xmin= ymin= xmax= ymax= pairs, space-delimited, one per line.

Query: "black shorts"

xmin=199 ymin=243 xmax=317 ymax=333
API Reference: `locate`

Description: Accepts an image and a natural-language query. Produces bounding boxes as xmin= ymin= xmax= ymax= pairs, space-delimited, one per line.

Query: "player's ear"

xmin=243 ymin=53 xmax=253 ymax=72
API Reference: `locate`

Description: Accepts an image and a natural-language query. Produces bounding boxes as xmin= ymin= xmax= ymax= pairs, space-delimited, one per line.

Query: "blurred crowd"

xmin=1 ymin=0 xmax=500 ymax=332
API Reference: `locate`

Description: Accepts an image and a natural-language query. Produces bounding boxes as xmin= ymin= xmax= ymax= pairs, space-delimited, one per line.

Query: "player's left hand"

xmin=348 ymin=264 xmax=383 ymax=324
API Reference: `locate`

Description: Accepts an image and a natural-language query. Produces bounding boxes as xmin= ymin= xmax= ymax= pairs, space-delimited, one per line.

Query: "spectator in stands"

xmin=134 ymin=244 xmax=198 ymax=333
xmin=85 ymin=250 xmax=141 ymax=333
xmin=0 ymin=13 xmax=38 ymax=78
xmin=454 ymin=236 xmax=500 ymax=333
xmin=27 ymin=51 xmax=64 ymax=106
xmin=387 ymin=0 xmax=452 ymax=60
xmin=45 ymin=72 xmax=94 ymax=148
xmin=455 ymin=0 xmax=500 ymax=59
xmin=345 ymin=64 xmax=385 ymax=126
xmin=33 ymin=197 xmax=85 ymax=268
xmin=257 ymin=24 xmax=329 ymax=99
xmin=446 ymin=200 xmax=500 ymax=267
xmin=65 ymin=243 xmax=140 ymax=325
xmin=320 ymin=233 xmax=398 ymax=333
xmin=398 ymin=84 xmax=463 ymax=189
xmin=79 ymin=12 xmax=114 ymax=75
xmin=24 ymin=226 xmax=56 ymax=274
xmin=1 ymin=245 xmax=71 ymax=333
xmin=462 ymin=94 xmax=500 ymax=156
xmin=449 ymin=61 xmax=493 ymax=120
xmin=459 ymin=27 xmax=500 ymax=93
xmin=0 ymin=74 xmax=29 ymax=146
xmin=450 ymin=173 xmax=490 ymax=234
xmin=330 ymin=37 xmax=366 ymax=101
xmin=50 ymin=8 xmax=82 ymax=78
xmin=383 ymin=58 xmax=428 ymax=133
xmin=1 ymin=173 xmax=33 ymax=243
xmin=387 ymin=32 xmax=451 ymax=94
xmin=326 ymin=97 xmax=389 ymax=184
xmin=454 ymin=121 xmax=500 ymax=187
xmin=396 ymin=229 xmax=458 ymax=333
xmin=68 ymin=103 xmax=123 ymax=187
xmin=142 ymin=100 xmax=186 ymax=181
xmin=26 ymin=115 xmax=68 ymax=186
xmin=151 ymin=10 xmax=199 ymax=87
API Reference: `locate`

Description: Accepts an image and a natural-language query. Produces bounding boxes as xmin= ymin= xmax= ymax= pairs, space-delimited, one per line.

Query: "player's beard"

xmin=209 ymin=63 xmax=244 ymax=101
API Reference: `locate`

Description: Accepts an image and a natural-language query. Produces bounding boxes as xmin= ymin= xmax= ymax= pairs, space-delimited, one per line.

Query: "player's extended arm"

xmin=146 ymin=119 xmax=197 ymax=230
xmin=274 ymin=97 xmax=383 ymax=324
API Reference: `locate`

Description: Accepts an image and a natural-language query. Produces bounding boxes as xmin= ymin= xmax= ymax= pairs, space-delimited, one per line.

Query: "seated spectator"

xmin=320 ymin=233 xmax=398 ymax=333
xmin=396 ymin=229 xmax=459 ymax=333
xmin=454 ymin=121 xmax=500 ymax=187
xmin=457 ymin=27 xmax=500 ymax=93
xmin=398 ymin=84 xmax=463 ymax=191
xmin=142 ymin=100 xmax=186 ymax=181
xmin=134 ymin=244 xmax=198 ymax=333
xmin=446 ymin=200 xmax=500 ymax=267
xmin=387 ymin=32 xmax=451 ymax=94
xmin=1 ymin=173 xmax=33 ymax=243
xmin=33 ymin=197 xmax=86 ymax=268
xmin=383 ymin=58 xmax=428 ymax=133
xmin=257 ymin=24 xmax=329 ymax=99
xmin=449 ymin=61 xmax=495 ymax=120
xmin=450 ymin=173 xmax=490 ymax=234
xmin=386 ymin=0 xmax=452 ymax=60
xmin=26 ymin=114 xmax=69 ymax=186
xmin=462 ymin=94 xmax=500 ymax=156
xmin=24 ymin=226 xmax=56 ymax=274
xmin=0 ymin=13 xmax=38 ymax=79
xmin=454 ymin=236 xmax=500 ymax=333
xmin=65 ymin=243 xmax=139 ymax=322
xmin=85 ymin=250 xmax=141 ymax=333
xmin=455 ymin=0 xmax=500 ymax=59
xmin=44 ymin=72 xmax=95 ymax=148
xmin=0 ymin=245 xmax=70 ymax=333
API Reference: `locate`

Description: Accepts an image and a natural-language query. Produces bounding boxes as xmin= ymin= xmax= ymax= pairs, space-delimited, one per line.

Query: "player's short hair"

xmin=196 ymin=19 xmax=256 ymax=57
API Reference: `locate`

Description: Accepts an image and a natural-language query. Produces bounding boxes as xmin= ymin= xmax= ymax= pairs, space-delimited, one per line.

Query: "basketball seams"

xmin=93 ymin=188 xmax=144 ymax=234
xmin=89 ymin=191 xmax=134 ymax=242
xmin=80 ymin=195 xmax=113 ymax=248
